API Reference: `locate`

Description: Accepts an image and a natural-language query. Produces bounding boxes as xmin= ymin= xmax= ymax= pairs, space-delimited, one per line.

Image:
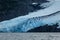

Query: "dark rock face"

xmin=0 ymin=0 xmax=49 ymax=21
xmin=27 ymin=23 xmax=60 ymax=32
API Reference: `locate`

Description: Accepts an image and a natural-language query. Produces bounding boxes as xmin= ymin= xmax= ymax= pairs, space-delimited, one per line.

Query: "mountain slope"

xmin=0 ymin=0 xmax=60 ymax=32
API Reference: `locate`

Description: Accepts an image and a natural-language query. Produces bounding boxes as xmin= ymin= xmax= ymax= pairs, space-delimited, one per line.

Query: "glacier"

xmin=0 ymin=0 xmax=60 ymax=32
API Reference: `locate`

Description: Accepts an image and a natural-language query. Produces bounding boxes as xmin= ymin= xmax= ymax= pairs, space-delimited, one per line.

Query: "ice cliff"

xmin=0 ymin=0 xmax=60 ymax=32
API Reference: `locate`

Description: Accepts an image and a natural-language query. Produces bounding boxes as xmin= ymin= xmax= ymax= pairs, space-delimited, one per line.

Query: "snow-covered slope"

xmin=0 ymin=0 xmax=60 ymax=32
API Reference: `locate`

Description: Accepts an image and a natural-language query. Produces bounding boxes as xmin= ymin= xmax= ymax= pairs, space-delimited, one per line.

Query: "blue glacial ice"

xmin=0 ymin=0 xmax=60 ymax=32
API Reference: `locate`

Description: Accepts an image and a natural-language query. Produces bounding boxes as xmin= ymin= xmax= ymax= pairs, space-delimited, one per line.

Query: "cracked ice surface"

xmin=0 ymin=0 xmax=60 ymax=32
xmin=20 ymin=11 xmax=60 ymax=32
